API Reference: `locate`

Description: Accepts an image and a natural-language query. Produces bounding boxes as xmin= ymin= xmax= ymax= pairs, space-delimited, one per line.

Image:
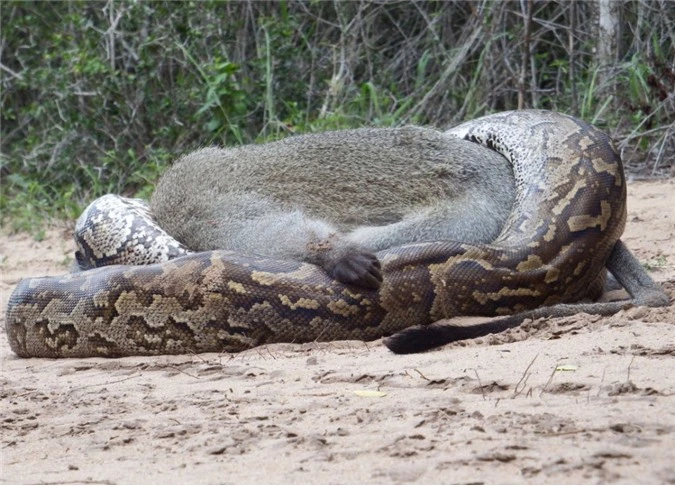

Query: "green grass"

xmin=1 ymin=1 xmax=672 ymax=234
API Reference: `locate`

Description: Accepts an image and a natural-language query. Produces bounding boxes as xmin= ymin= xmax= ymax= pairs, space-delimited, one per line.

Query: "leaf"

xmin=353 ymin=390 xmax=386 ymax=398
xmin=555 ymin=364 xmax=578 ymax=372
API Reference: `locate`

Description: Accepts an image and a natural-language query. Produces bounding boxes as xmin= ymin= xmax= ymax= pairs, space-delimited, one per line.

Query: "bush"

xmin=1 ymin=0 xmax=673 ymax=231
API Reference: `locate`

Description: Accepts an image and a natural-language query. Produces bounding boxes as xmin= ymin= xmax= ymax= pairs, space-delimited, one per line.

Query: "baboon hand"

xmin=328 ymin=247 xmax=383 ymax=290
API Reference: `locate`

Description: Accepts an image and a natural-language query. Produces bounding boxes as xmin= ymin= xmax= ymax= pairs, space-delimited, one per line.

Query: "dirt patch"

xmin=1 ymin=179 xmax=674 ymax=484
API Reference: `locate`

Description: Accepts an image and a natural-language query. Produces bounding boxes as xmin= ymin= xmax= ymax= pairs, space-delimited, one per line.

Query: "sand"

xmin=1 ymin=179 xmax=674 ymax=484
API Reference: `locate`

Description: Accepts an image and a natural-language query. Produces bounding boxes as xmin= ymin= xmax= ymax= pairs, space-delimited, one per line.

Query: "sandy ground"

xmin=1 ymin=179 xmax=674 ymax=484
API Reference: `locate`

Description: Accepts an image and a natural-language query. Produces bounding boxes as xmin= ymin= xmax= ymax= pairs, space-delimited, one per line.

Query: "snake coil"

xmin=8 ymin=110 xmax=654 ymax=358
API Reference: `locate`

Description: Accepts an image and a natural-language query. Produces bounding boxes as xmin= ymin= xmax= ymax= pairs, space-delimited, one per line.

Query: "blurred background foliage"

xmin=1 ymin=0 xmax=673 ymax=231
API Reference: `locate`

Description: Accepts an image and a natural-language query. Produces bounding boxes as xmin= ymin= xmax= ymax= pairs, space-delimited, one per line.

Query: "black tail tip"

xmin=384 ymin=325 xmax=449 ymax=354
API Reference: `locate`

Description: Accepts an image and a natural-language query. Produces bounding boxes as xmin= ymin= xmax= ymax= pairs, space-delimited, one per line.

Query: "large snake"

xmin=6 ymin=110 xmax=668 ymax=358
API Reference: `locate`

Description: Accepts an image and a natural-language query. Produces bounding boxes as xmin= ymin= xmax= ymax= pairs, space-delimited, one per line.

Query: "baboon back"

xmin=150 ymin=126 xmax=515 ymax=288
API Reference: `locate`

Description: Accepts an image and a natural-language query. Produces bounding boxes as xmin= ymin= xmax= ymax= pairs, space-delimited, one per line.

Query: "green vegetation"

xmin=1 ymin=1 xmax=673 ymax=232
xmin=644 ymin=254 xmax=668 ymax=271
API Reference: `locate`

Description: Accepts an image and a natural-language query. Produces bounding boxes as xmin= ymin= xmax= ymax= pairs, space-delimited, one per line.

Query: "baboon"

xmin=151 ymin=127 xmax=515 ymax=289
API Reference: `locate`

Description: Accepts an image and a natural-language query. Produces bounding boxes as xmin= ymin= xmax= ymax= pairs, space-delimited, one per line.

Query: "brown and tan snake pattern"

xmin=6 ymin=110 xmax=634 ymax=358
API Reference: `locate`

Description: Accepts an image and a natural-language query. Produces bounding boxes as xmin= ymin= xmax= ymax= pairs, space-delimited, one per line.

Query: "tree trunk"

xmin=595 ymin=0 xmax=621 ymax=90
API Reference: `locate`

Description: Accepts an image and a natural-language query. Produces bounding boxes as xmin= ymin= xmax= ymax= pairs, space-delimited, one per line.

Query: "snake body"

xmin=6 ymin=110 xmax=628 ymax=358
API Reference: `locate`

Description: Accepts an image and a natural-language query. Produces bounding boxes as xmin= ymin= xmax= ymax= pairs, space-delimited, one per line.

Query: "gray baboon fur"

xmin=151 ymin=127 xmax=515 ymax=288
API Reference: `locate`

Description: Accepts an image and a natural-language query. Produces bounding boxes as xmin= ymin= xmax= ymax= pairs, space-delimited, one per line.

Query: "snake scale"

xmin=7 ymin=110 xmax=646 ymax=358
